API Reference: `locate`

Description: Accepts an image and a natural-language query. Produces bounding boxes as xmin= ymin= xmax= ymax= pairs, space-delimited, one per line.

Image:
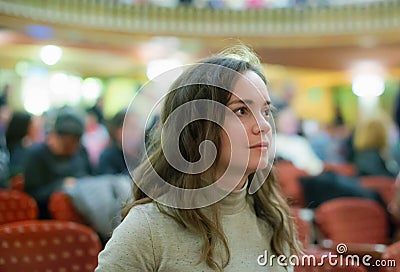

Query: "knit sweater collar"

xmin=218 ymin=182 xmax=248 ymax=215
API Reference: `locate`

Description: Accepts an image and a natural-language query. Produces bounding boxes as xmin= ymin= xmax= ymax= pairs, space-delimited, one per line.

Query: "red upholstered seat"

xmin=380 ymin=240 xmax=400 ymax=272
xmin=8 ymin=174 xmax=25 ymax=191
xmin=0 ymin=189 xmax=38 ymax=225
xmin=314 ymin=197 xmax=389 ymax=244
xmin=0 ymin=220 xmax=102 ymax=272
xmin=48 ymin=192 xmax=87 ymax=225
xmin=359 ymin=176 xmax=396 ymax=206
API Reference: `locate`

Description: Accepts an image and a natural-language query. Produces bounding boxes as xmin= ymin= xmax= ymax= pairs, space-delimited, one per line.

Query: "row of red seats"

xmin=2 ymin=167 xmax=400 ymax=271
xmin=277 ymin=161 xmax=400 ymax=271
xmin=1 ymin=188 xmax=375 ymax=271
xmin=293 ymin=199 xmax=400 ymax=271
xmin=0 ymin=188 xmax=102 ymax=271
xmin=275 ymin=160 xmax=396 ymax=208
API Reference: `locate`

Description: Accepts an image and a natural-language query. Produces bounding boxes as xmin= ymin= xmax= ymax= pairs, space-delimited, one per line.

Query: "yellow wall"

xmin=264 ymin=64 xmax=400 ymax=126
xmin=103 ymin=78 xmax=141 ymax=118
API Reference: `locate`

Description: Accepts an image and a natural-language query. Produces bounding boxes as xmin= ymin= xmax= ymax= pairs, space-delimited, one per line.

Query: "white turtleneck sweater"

xmin=95 ymin=185 xmax=291 ymax=271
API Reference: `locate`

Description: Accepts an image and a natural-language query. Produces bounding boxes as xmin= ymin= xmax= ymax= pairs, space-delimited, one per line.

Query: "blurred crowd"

xmin=0 ymin=92 xmax=144 ymax=222
xmin=1 ymin=79 xmax=400 ymax=243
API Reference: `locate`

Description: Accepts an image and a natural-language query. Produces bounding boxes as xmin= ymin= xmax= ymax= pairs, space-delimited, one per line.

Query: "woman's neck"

xmin=214 ymin=169 xmax=250 ymax=192
xmin=233 ymin=174 xmax=248 ymax=191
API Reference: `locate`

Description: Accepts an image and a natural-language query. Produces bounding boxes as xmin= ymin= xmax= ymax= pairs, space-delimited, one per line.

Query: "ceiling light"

xmin=40 ymin=45 xmax=63 ymax=66
xmin=352 ymin=74 xmax=385 ymax=97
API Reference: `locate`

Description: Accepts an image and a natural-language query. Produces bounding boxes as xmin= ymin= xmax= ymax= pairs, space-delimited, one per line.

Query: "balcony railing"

xmin=0 ymin=0 xmax=399 ymax=37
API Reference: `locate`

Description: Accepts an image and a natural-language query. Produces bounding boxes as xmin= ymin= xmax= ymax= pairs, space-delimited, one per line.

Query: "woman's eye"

xmin=234 ymin=107 xmax=247 ymax=116
xmin=263 ymin=109 xmax=270 ymax=117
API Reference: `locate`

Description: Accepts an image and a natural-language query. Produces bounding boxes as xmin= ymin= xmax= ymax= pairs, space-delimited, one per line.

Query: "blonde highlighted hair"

xmin=354 ymin=118 xmax=388 ymax=151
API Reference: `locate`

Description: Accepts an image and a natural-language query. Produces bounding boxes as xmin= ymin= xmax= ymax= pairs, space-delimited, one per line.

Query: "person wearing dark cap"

xmin=24 ymin=109 xmax=92 ymax=219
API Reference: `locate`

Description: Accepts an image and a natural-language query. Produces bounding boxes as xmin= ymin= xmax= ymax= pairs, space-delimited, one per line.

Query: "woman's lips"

xmin=249 ymin=142 xmax=269 ymax=150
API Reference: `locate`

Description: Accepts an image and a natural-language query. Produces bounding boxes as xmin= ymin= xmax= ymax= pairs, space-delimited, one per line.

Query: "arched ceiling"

xmin=0 ymin=1 xmax=399 ymax=78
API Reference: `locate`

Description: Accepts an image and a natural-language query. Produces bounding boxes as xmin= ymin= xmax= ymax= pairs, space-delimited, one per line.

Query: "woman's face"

xmin=217 ymin=70 xmax=272 ymax=177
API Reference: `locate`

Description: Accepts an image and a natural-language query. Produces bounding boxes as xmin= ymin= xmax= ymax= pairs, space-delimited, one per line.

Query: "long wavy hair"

xmin=123 ymin=46 xmax=301 ymax=271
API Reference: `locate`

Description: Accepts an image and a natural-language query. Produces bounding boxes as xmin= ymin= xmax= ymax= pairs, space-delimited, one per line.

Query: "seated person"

xmin=97 ymin=109 xmax=143 ymax=175
xmin=353 ymin=117 xmax=397 ymax=177
xmin=24 ymin=109 xmax=92 ymax=219
xmin=5 ymin=112 xmax=36 ymax=178
xmin=81 ymin=108 xmax=110 ymax=168
xmin=275 ymin=108 xmax=324 ymax=175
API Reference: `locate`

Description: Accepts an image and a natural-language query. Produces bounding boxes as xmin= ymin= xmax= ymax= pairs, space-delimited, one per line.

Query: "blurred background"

xmin=0 ymin=0 xmax=399 ymax=123
xmin=2 ymin=2 xmax=400 ymax=269
xmin=2 ymin=0 xmax=400 ymax=177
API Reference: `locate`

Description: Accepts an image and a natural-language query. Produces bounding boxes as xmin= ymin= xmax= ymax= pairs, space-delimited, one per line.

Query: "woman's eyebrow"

xmin=227 ymin=99 xmax=271 ymax=106
xmin=227 ymin=99 xmax=248 ymax=106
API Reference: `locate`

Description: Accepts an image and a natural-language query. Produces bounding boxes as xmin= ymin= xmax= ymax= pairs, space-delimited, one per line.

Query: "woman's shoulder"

xmin=105 ymin=203 xmax=163 ymax=250
xmin=96 ymin=203 xmax=161 ymax=271
xmin=124 ymin=202 xmax=178 ymax=228
xmin=124 ymin=202 xmax=158 ymax=222
xmin=115 ymin=203 xmax=187 ymax=250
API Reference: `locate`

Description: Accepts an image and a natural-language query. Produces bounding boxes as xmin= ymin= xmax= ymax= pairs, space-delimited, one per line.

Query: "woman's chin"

xmin=248 ymin=159 xmax=269 ymax=172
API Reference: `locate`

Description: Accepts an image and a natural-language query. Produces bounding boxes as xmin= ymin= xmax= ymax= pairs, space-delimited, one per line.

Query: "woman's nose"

xmin=252 ymin=114 xmax=271 ymax=134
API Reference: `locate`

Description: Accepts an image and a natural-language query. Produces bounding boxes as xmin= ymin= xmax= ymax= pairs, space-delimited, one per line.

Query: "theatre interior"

xmin=0 ymin=0 xmax=400 ymax=271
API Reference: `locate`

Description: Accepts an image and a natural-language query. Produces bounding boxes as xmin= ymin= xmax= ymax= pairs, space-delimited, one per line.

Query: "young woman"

xmin=95 ymin=46 xmax=301 ymax=271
